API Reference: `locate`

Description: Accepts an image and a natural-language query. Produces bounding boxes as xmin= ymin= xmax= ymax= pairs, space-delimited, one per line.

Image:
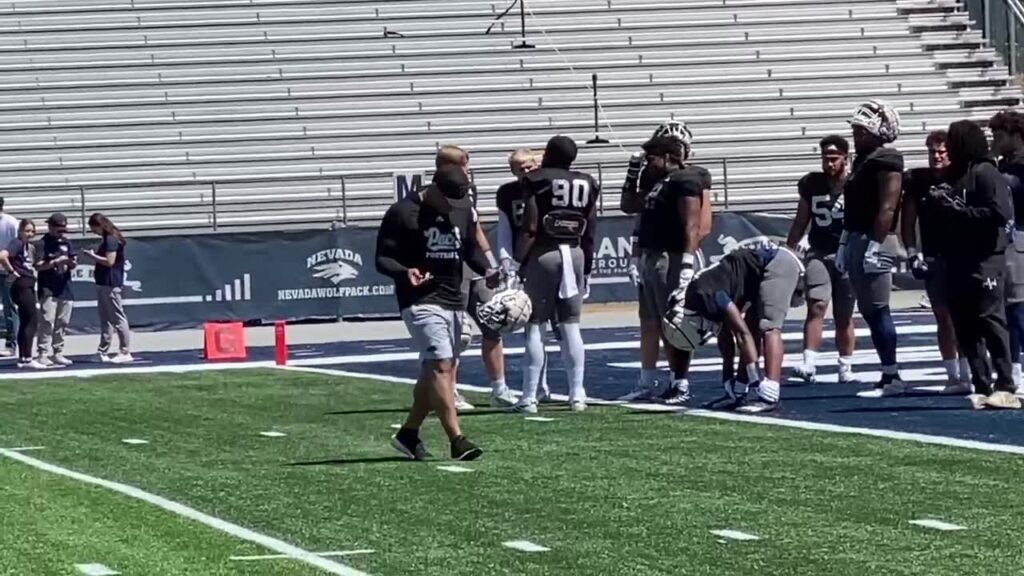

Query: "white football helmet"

xmin=652 ymin=119 xmax=693 ymax=159
xmin=476 ymin=289 xmax=533 ymax=333
xmin=850 ymin=99 xmax=901 ymax=143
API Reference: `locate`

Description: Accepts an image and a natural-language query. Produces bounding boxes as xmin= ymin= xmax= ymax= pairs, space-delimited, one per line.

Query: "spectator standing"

xmin=35 ymin=213 xmax=76 ymax=367
xmin=82 ymin=213 xmax=132 ymax=364
xmin=0 ymin=197 xmax=18 ymax=356
xmin=0 ymin=219 xmax=46 ymax=369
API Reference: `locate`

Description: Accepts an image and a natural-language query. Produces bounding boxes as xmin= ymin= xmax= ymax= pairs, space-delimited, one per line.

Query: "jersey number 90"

xmin=552 ymin=179 xmax=590 ymax=208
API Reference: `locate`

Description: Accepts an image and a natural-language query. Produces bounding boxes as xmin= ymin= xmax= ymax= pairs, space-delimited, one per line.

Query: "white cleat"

xmin=18 ymin=359 xmax=50 ymax=370
xmin=790 ymin=365 xmax=816 ymax=384
xmin=454 ymin=392 xmax=475 ymax=411
xmin=569 ymin=400 xmax=587 ymax=413
xmin=489 ymin=388 xmax=518 ymax=408
xmin=510 ymin=401 xmax=538 ymax=415
xmin=856 ymin=378 xmax=906 ymax=398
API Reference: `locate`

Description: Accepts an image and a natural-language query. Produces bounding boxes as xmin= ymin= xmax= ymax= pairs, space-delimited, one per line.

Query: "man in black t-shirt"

xmin=786 ymin=136 xmax=856 ymax=385
xmin=34 ymin=213 xmax=76 ymax=367
xmin=839 ymin=100 xmax=906 ymax=398
xmin=376 ymin=166 xmax=499 ymax=461
xmin=900 ymin=130 xmax=972 ymax=394
xmin=513 ymin=136 xmax=599 ymax=413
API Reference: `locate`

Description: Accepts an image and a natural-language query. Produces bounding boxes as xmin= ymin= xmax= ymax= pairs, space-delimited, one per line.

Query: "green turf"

xmin=1 ymin=369 xmax=1023 ymax=575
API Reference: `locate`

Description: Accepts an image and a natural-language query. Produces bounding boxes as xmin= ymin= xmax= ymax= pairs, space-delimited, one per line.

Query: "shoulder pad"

xmin=868 ymin=147 xmax=904 ymax=172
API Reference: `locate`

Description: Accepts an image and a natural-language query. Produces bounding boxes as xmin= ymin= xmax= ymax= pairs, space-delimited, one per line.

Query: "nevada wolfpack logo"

xmin=307 ymin=248 xmax=363 ymax=285
xmin=710 ymin=234 xmax=776 ymax=263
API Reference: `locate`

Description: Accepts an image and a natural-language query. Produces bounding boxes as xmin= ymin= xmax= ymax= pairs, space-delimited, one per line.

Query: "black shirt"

xmin=522 ymin=166 xmax=601 ymax=274
xmin=637 ymin=165 xmax=710 ymax=252
xmin=798 ymin=172 xmax=845 ymax=255
xmin=903 ymin=168 xmax=946 ymax=258
xmin=36 ymin=233 xmax=75 ymax=299
xmin=999 ymin=158 xmax=1024 ymax=231
xmin=935 ymin=160 xmax=1012 ymax=262
xmin=375 ymin=190 xmax=489 ymax=310
xmin=685 ymin=246 xmax=774 ymax=321
xmin=5 ymin=238 xmax=35 ymax=279
xmin=844 ymin=147 xmax=904 ymax=234
xmin=93 ymin=234 xmax=126 ymax=288
xmin=496 ymin=179 xmax=528 ymax=255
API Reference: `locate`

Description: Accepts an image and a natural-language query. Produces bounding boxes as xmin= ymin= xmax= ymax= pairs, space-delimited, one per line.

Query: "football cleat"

xmin=791 ymin=365 xmax=816 ymax=384
xmin=490 ymin=388 xmax=518 ymax=408
xmin=510 ymin=401 xmax=538 ymax=415
xmin=454 ymin=391 xmax=476 ymax=411
xmin=451 ymin=436 xmax=483 ymax=461
xmin=618 ymin=385 xmax=657 ymax=402
xmin=856 ymin=374 xmax=905 ymax=398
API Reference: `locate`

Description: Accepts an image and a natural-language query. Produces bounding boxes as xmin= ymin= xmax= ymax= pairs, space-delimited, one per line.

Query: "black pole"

xmin=513 ymin=0 xmax=535 ymax=49
xmin=586 ymin=72 xmax=609 ymax=144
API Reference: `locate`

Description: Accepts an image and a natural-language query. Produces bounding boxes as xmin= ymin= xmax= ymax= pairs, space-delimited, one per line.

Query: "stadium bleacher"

xmin=0 ymin=0 xmax=1018 ymax=232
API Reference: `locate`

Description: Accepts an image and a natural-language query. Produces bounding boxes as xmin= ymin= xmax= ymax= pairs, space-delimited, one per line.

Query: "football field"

xmin=3 ymin=360 xmax=1024 ymax=575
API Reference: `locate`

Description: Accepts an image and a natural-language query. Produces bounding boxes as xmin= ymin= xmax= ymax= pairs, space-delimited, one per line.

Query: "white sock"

xmin=838 ymin=356 xmax=853 ymax=373
xmin=801 ymin=349 xmax=818 ymax=372
xmin=521 ymin=323 xmax=545 ymax=404
xmin=960 ymin=358 xmax=973 ymax=383
xmin=640 ymin=369 xmax=659 ymax=389
xmin=558 ymin=322 xmax=586 ymax=403
xmin=490 ymin=378 xmax=507 ymax=395
xmin=1013 ymin=363 xmax=1022 ymax=388
xmin=942 ymin=359 xmax=958 ymax=381
xmin=757 ymin=379 xmax=781 ymax=403
xmin=539 ymin=352 xmax=550 ymax=396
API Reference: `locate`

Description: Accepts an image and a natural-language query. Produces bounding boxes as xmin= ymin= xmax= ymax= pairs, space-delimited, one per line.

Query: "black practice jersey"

xmin=522 ymin=166 xmax=600 ymax=271
xmin=903 ymin=168 xmax=946 ymax=258
xmin=798 ymin=172 xmax=845 ymax=255
xmin=496 ymin=178 xmax=528 ymax=253
xmin=685 ymin=246 xmax=774 ymax=321
xmin=637 ymin=165 xmax=710 ymax=252
xmin=1000 ymin=159 xmax=1024 ymax=231
xmin=375 ymin=191 xmax=489 ymax=310
xmin=844 ymin=147 xmax=904 ymax=234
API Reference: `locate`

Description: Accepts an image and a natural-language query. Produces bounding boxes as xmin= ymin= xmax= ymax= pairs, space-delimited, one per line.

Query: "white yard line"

xmin=710 ymin=529 xmax=760 ymax=541
xmin=910 ymin=519 xmax=966 ymax=531
xmin=230 ymin=550 xmax=375 ymax=561
xmin=0 ymin=449 xmax=372 ymax=576
xmin=502 ymin=540 xmax=550 ymax=552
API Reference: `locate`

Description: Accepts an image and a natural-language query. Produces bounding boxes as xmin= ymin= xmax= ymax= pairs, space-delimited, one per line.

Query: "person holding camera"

xmin=35 ymin=213 xmax=76 ymax=367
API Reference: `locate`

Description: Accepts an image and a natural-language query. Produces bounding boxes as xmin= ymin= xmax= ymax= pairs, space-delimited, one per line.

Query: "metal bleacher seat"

xmin=0 ymin=0 xmax=1017 ymax=231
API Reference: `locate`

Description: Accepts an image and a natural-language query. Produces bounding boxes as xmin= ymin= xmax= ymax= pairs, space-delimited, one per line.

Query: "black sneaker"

xmin=390 ymin=429 xmax=431 ymax=461
xmin=451 ymin=436 xmax=483 ymax=461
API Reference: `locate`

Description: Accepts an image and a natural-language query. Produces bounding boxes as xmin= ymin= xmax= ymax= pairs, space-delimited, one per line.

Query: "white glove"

xmin=582 ymin=275 xmax=591 ymax=300
xmin=500 ymin=259 xmax=520 ymax=291
xmin=627 ymin=257 xmax=641 ymax=287
xmin=835 ymin=243 xmax=847 ymax=275
xmin=678 ymin=253 xmax=697 ymax=292
xmin=862 ymin=240 xmax=894 ymax=274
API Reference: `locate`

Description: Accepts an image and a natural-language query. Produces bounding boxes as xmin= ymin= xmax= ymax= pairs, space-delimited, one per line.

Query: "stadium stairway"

xmin=0 ymin=0 xmax=1018 ymax=232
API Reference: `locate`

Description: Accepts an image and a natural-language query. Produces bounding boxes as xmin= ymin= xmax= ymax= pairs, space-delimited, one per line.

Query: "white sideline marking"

xmin=524 ymin=417 xmax=557 ymax=422
xmin=259 ymin=431 xmax=287 ymax=438
xmin=230 ymin=550 xmax=375 ymax=561
xmin=121 ymin=439 xmax=149 ymax=445
xmin=710 ymin=529 xmax=760 ymax=541
xmin=502 ymin=540 xmax=549 ymax=552
xmin=436 ymin=465 xmax=474 ymax=473
xmin=8 ymin=446 xmax=45 ymax=452
xmin=75 ymin=564 xmax=119 ymax=576
xmin=910 ymin=519 xmax=966 ymax=531
xmin=389 ymin=424 xmax=402 ymax=430
xmin=0 ymin=449 xmax=371 ymax=576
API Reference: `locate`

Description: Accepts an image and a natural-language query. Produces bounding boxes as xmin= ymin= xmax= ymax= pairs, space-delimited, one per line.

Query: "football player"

xmin=663 ymin=243 xmax=805 ymax=413
xmin=495 ymin=148 xmax=552 ymax=404
xmin=838 ymin=100 xmax=905 ymax=398
xmin=435 ymin=145 xmax=504 ymax=411
xmin=513 ymin=136 xmax=599 ymax=413
xmin=786 ymin=135 xmax=857 ymax=384
xmin=989 ymin=109 xmax=1024 ymax=394
xmin=930 ymin=120 xmax=1018 ymax=410
xmin=901 ymin=130 xmax=972 ymax=394
xmin=375 ymin=166 xmax=500 ymax=461
xmin=618 ymin=120 xmax=713 ymax=402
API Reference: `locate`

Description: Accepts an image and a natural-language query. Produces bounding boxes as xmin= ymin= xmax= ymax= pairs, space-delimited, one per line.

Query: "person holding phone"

xmin=34 ymin=213 xmax=76 ymax=367
xmin=0 ymin=219 xmax=46 ymax=369
xmin=81 ymin=212 xmax=132 ymax=364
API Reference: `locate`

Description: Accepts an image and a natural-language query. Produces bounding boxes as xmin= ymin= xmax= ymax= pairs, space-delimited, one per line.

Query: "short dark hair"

xmin=947 ymin=120 xmax=990 ymax=166
xmin=925 ymin=130 xmax=948 ymax=148
xmin=818 ymin=135 xmax=849 ymax=155
xmin=542 ymin=135 xmax=578 ymax=169
xmin=642 ymin=136 xmax=685 ymax=162
xmin=989 ymin=109 xmax=1024 ymax=137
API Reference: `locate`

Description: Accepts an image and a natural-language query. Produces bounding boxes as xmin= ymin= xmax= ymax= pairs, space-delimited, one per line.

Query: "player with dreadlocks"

xmin=618 ymin=120 xmax=712 ymax=403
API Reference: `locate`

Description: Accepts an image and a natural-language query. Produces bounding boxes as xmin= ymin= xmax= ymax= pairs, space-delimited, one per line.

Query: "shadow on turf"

xmin=288 ymin=456 xmax=413 ymax=466
xmin=324 ymin=406 xmax=573 ymax=417
xmin=828 ymin=404 xmax=974 ymax=414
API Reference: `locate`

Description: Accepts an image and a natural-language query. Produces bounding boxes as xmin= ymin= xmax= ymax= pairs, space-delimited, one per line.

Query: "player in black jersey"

xmin=618 ymin=120 xmax=712 ymax=403
xmin=930 ymin=120 xmax=1018 ymax=409
xmin=837 ymin=100 xmax=906 ymax=398
xmin=514 ymin=136 xmax=599 ymax=413
xmin=663 ymin=243 xmax=805 ymax=413
xmin=990 ymin=109 xmax=1024 ymax=395
xmin=375 ymin=166 xmax=499 ymax=461
xmin=786 ymin=135 xmax=857 ymax=384
xmin=494 ymin=148 xmax=552 ymax=404
xmin=900 ymin=130 xmax=972 ymax=394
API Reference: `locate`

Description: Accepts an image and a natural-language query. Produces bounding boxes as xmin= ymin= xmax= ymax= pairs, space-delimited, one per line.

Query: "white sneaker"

xmin=569 ymin=400 xmax=587 ymax=412
xmin=97 ymin=353 xmax=112 ymax=363
xmin=838 ymin=366 xmax=857 ymax=384
xmin=0 ymin=347 xmax=12 ymax=358
xmin=489 ymin=387 xmax=518 ymax=408
xmin=18 ymin=359 xmax=49 ymax=370
xmin=791 ymin=364 xmax=816 ymax=384
xmin=918 ymin=295 xmax=932 ymax=309
xmin=109 ymin=353 xmax=134 ymax=364
xmin=617 ymin=385 xmax=656 ymax=402
xmin=510 ymin=401 xmax=538 ymax=414
xmin=453 ymin=391 xmax=475 ymax=411
xmin=35 ymin=355 xmax=54 ymax=368
xmin=856 ymin=379 xmax=906 ymax=398
xmin=940 ymin=380 xmax=973 ymax=396
xmin=50 ymin=354 xmax=73 ymax=366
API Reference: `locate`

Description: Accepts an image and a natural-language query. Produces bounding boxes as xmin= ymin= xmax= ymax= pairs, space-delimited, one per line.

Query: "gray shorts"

xmin=846 ymin=233 xmax=899 ymax=316
xmin=463 ymin=274 xmax=501 ymax=342
xmin=924 ymin=256 xmax=950 ymax=308
xmin=523 ymin=244 xmax=585 ymax=323
xmin=401 ymin=304 xmax=463 ymax=362
xmin=1006 ymin=237 xmax=1024 ymax=304
xmin=804 ymin=253 xmax=855 ymax=321
xmin=756 ymin=247 xmax=804 ymax=332
xmin=637 ymin=250 xmax=683 ymax=323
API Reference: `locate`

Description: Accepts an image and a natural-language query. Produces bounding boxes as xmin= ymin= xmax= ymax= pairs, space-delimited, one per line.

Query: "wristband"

xmin=681 ymin=253 xmax=696 ymax=269
xmin=485 ymin=250 xmax=498 ymax=269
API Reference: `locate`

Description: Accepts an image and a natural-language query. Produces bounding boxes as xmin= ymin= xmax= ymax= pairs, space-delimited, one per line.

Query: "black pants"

xmin=947 ymin=254 xmax=1015 ymax=394
xmin=10 ymin=277 xmax=37 ymax=361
